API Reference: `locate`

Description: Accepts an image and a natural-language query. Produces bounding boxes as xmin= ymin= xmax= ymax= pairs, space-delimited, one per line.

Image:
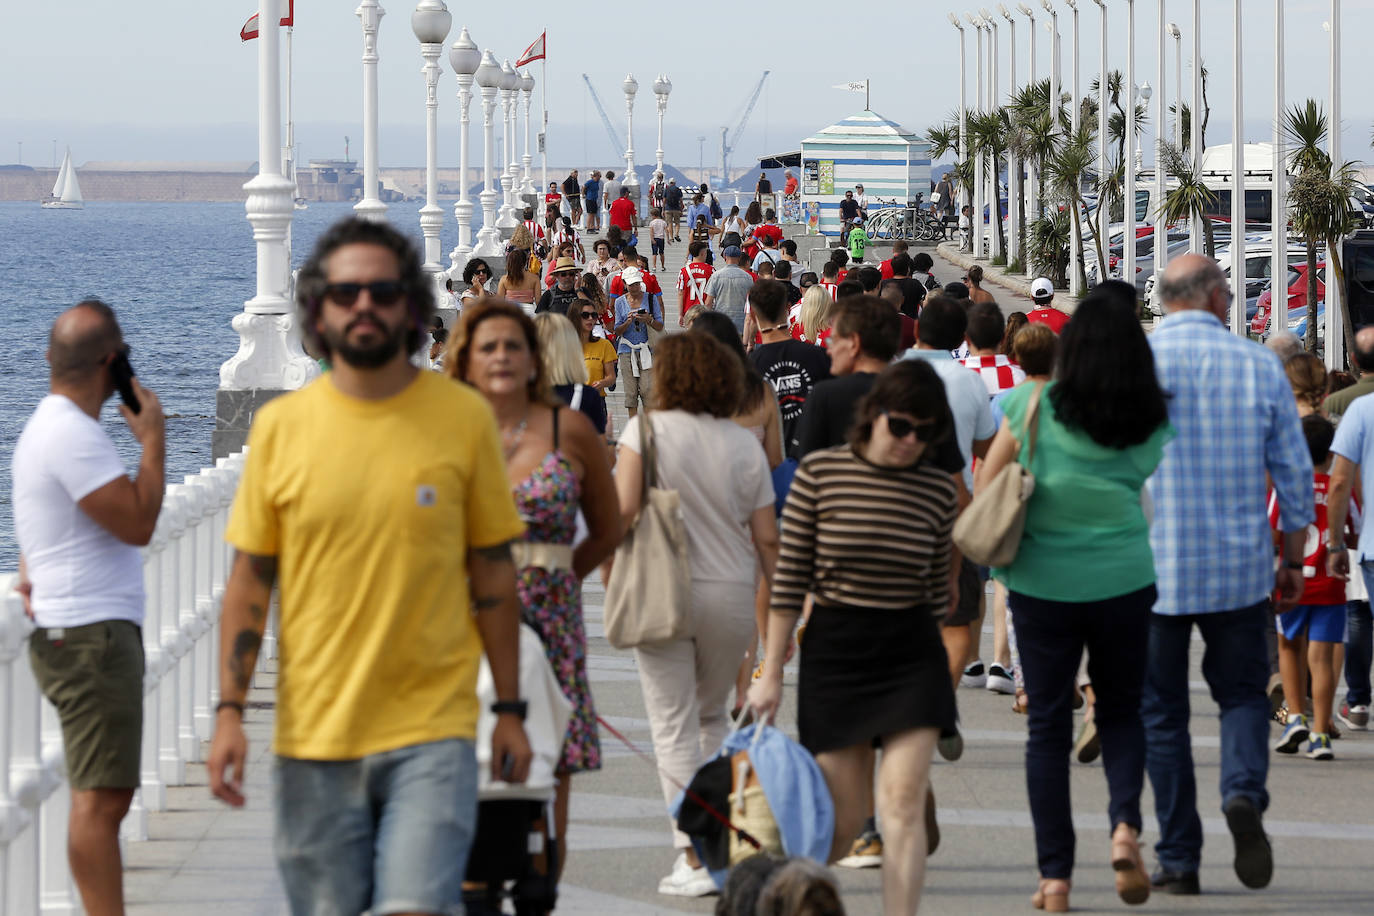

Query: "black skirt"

xmin=798 ymin=603 xmax=957 ymax=755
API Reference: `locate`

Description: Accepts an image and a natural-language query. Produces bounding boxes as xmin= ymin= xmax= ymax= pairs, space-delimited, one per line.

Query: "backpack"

xmin=710 ymin=194 xmax=723 ymax=221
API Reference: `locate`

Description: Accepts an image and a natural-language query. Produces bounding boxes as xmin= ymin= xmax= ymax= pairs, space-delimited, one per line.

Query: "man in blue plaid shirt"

xmin=1142 ymin=254 xmax=1312 ymax=897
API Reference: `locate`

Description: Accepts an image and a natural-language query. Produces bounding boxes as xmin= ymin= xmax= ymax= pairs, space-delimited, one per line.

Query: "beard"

xmin=324 ymin=314 xmax=408 ymax=369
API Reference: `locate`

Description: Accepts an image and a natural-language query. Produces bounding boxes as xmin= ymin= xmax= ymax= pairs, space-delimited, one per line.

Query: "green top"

xmin=847 ymin=226 xmax=869 ymax=260
xmin=1323 ymin=374 xmax=1374 ymax=424
xmin=992 ymin=382 xmax=1174 ymax=602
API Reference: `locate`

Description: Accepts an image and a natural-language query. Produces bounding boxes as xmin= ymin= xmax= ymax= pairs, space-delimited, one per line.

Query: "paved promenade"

xmin=123 ymin=234 xmax=1374 ymax=914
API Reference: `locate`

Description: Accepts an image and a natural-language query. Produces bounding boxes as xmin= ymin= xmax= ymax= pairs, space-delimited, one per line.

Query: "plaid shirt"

xmin=1146 ymin=310 xmax=1313 ymax=616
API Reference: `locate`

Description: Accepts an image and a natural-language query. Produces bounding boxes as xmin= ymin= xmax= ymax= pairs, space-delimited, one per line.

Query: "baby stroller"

xmin=464 ymin=625 xmax=572 ymax=915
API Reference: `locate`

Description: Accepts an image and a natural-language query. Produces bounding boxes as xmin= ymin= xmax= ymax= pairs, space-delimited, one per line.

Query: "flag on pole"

xmin=241 ymin=0 xmax=294 ymax=41
xmin=516 ymin=31 xmax=546 ymax=66
xmin=832 ymin=81 xmax=867 ymax=93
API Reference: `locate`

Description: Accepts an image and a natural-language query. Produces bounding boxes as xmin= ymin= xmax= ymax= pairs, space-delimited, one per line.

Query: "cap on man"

xmin=13 ymin=299 xmax=166 ymax=912
xmin=1026 ymin=277 xmax=1070 ymax=333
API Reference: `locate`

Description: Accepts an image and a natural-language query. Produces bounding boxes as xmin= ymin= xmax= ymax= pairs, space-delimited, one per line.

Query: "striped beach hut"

xmin=799 ymin=110 xmax=932 ymax=237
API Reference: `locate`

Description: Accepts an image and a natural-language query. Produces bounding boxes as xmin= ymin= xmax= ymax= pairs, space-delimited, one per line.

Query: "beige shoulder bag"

xmin=952 ymin=382 xmax=1045 ymax=568
xmin=604 ymin=412 xmax=692 ymax=648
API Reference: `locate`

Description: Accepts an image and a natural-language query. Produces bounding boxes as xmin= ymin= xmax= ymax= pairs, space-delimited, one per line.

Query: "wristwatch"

xmin=490 ymin=700 xmax=528 ymax=720
xmin=1284 ymin=560 xmax=1304 ymax=570
xmin=1327 ymin=545 xmax=1348 ymax=554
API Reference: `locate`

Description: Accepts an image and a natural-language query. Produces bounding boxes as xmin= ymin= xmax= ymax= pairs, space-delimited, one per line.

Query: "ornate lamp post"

xmin=447 ymin=26 xmax=480 ymax=270
xmin=520 ymin=71 xmax=537 ymax=195
xmin=472 ymin=50 xmax=504 ymax=256
xmin=999 ymin=5 xmax=1020 ymax=264
xmin=967 ymin=14 xmax=985 ymax=258
xmin=495 ymin=59 xmax=519 ymax=230
xmin=1018 ymin=3 xmax=1038 ymax=222
xmin=653 ymin=74 xmax=672 ymax=179
xmin=948 ymin=14 xmax=969 ymax=216
xmin=982 ymin=7 xmax=1003 ymax=261
xmin=622 ymin=73 xmax=640 ymax=203
xmin=354 ymin=0 xmax=388 ymax=222
xmin=411 ymin=0 xmax=451 ymax=277
xmin=217 ymin=0 xmax=318 ymax=460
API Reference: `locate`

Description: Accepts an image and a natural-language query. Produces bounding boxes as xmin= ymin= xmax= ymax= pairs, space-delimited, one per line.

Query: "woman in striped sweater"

xmin=748 ymin=359 xmax=959 ymax=916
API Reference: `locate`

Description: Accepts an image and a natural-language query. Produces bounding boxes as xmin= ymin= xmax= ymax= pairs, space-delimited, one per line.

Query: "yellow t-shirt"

xmin=582 ymin=337 xmax=618 ymax=397
xmin=224 ymin=371 xmax=525 ymax=760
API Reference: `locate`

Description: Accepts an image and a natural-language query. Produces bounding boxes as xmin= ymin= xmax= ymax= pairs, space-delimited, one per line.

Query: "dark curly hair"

xmin=848 ymin=360 xmax=954 ymax=450
xmin=446 ymin=299 xmax=555 ymax=406
xmin=651 ymin=333 xmax=744 ymax=418
xmin=296 ymin=217 xmax=433 ymax=358
xmin=1050 ymin=280 xmax=1169 ymax=448
xmin=688 ymin=310 xmax=767 ymax=412
xmin=462 ymin=257 xmax=492 ymax=286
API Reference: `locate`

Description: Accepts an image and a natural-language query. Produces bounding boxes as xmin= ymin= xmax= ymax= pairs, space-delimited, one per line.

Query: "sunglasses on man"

xmin=323 ymin=281 xmax=406 ymax=307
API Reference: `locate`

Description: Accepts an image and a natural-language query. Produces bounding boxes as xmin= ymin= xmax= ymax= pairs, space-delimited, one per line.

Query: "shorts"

xmin=652 ymin=238 xmax=665 ymax=256
xmin=585 ymin=201 xmax=600 ymax=215
xmin=667 ymin=209 xmax=683 ymax=220
xmin=943 ymin=558 xmax=982 ymax=628
xmin=1277 ymin=603 xmax=1345 ymax=643
xmin=29 ymin=620 xmax=145 ymax=791
xmin=274 ymin=738 xmax=478 ymax=916
xmin=618 ymin=352 xmax=652 ymax=409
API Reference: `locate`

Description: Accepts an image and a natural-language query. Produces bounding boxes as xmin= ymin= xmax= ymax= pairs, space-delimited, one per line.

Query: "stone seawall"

xmin=1 ymin=169 xmax=255 ymax=202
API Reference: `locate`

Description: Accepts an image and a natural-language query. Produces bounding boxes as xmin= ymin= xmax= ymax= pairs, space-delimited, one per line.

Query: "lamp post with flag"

xmin=516 ymin=31 xmax=547 ymax=199
xmin=520 ymin=71 xmax=536 ymax=196
xmin=473 ymin=50 xmax=504 ymax=257
xmin=495 ymin=59 xmax=519 ymax=231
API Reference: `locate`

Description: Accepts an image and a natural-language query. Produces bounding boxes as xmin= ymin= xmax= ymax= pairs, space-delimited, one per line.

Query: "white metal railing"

xmin=0 ymin=451 xmax=246 ymax=914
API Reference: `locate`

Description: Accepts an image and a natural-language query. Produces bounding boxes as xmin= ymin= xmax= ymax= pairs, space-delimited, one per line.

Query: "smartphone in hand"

xmin=109 ymin=349 xmax=141 ymax=414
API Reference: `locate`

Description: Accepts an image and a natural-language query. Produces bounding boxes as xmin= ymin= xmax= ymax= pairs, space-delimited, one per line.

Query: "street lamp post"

xmin=1230 ymin=0 xmax=1244 ymax=334
xmin=1190 ymin=0 xmax=1202 ymax=253
xmin=472 ymin=50 xmax=504 ymax=257
xmin=520 ymin=71 xmax=536 ymax=195
xmin=1169 ymin=22 xmax=1182 ymax=151
xmin=1093 ymin=0 xmax=1108 ymax=264
xmin=411 ymin=0 xmax=451 ymax=278
xmin=1326 ymin=1 xmax=1345 ymax=367
xmin=1271 ymin=5 xmax=1286 ymax=309
xmin=447 ymin=27 xmax=480 ymax=271
xmin=969 ymin=13 xmax=986 ymax=259
xmin=1123 ymin=0 xmax=1137 ymax=293
xmin=1067 ymin=0 xmax=1084 ymax=294
xmin=495 ymin=59 xmax=519 ymax=230
xmin=1019 ymin=4 xmax=1038 ymax=223
xmin=983 ymin=8 xmax=1003 ymax=260
xmin=1000 ymin=4 xmax=1020 ymax=264
xmin=354 ymin=0 xmax=388 ymax=222
xmin=1154 ymin=0 xmax=1170 ymax=285
xmin=623 ymin=74 xmax=640 ymax=209
xmin=950 ymin=15 xmax=969 ymax=220
xmin=654 ymin=75 xmax=672 ymax=180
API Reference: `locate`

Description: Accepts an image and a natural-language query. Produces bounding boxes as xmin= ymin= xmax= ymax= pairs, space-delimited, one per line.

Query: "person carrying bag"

xmin=953 ymin=382 xmax=1045 ymax=567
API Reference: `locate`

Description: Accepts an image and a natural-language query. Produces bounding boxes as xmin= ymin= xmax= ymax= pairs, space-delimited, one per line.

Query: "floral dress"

xmin=513 ymin=448 xmax=601 ymax=774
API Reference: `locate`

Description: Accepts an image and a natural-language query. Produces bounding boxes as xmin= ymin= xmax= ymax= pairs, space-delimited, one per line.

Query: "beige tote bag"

xmin=604 ymin=412 xmax=692 ymax=649
xmin=953 ymin=382 xmax=1045 ymax=568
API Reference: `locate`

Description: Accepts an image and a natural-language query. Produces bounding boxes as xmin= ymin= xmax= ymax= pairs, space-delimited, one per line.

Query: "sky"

xmin=4 ymin=1 xmax=1374 ymax=172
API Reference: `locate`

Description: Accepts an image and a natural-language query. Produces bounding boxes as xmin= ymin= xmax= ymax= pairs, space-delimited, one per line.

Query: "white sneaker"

xmin=986 ymin=664 xmax=1016 ymax=695
xmin=657 ymin=852 xmax=718 ymax=897
xmin=960 ymin=660 xmax=987 ymax=689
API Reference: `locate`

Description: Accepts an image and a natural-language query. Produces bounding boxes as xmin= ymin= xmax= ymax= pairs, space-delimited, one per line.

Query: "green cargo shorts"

xmin=29 ymin=620 xmax=144 ymax=791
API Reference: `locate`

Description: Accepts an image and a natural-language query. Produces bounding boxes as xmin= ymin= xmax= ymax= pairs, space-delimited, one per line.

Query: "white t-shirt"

xmin=619 ymin=410 xmax=774 ymax=585
xmin=12 ymin=395 xmax=145 ymax=627
xmin=650 ymin=218 xmax=668 ymax=241
xmin=603 ymin=179 xmax=622 ymax=205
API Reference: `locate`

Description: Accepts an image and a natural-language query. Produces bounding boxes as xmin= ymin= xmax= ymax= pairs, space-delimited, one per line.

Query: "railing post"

xmin=0 ymin=578 xmax=34 ymax=911
xmin=158 ymin=486 xmax=189 ymax=787
xmin=191 ymin=470 xmax=220 ymax=746
xmin=176 ymin=480 xmax=206 ymax=765
xmin=9 ymin=617 xmax=45 ymax=915
xmin=38 ymin=702 xmax=76 ymax=914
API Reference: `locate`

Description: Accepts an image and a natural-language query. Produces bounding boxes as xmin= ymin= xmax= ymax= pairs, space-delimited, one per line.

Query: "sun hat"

xmin=1031 ymin=277 xmax=1055 ymax=300
xmin=552 ymin=257 xmax=579 ymax=274
xmin=620 ymin=266 xmax=645 ymax=286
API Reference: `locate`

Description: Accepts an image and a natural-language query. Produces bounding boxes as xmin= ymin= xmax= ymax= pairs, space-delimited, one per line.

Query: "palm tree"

xmin=967 ymin=109 xmax=1010 ymax=260
xmin=1157 ymin=140 xmax=1217 ymax=257
xmin=1044 ymin=124 xmax=1101 ymax=292
xmin=1285 ymin=100 xmax=1362 ymax=354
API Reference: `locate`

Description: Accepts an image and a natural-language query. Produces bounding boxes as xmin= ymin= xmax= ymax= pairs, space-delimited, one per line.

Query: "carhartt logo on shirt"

xmin=416 ymin=485 xmax=437 ymax=507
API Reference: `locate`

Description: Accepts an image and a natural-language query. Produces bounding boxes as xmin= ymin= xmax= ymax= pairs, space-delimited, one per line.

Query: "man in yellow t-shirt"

xmin=207 ymin=218 xmax=531 ymax=915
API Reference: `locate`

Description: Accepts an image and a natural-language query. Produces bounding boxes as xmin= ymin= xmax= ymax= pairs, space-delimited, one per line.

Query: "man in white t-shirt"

xmin=602 ymin=170 xmax=622 ymax=214
xmin=12 ymin=299 xmax=165 ymax=913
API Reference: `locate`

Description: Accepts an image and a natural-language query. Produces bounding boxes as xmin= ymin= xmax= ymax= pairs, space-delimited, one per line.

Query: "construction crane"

xmin=581 ymin=74 xmax=626 ymax=160
xmin=718 ymin=71 xmax=770 ymax=188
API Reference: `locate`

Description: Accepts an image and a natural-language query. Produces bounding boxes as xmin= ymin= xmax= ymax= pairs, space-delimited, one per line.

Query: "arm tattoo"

xmin=241 ymin=552 xmax=279 ymax=588
xmin=472 ymin=540 xmax=514 ymax=565
xmin=228 ymin=629 xmax=263 ymax=693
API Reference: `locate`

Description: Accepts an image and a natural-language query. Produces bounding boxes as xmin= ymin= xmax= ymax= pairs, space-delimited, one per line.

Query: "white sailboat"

xmin=41 ymin=148 xmax=84 ymax=210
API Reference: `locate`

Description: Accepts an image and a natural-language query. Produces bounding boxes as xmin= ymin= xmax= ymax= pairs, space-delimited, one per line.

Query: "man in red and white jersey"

xmin=961 ymin=302 xmax=1025 ymax=397
xmin=1026 ymin=277 xmax=1071 ymax=334
xmin=819 ymin=261 xmax=841 ymax=301
xmin=520 ymin=206 xmax=547 ymax=251
xmin=677 ymin=241 xmax=714 ymax=320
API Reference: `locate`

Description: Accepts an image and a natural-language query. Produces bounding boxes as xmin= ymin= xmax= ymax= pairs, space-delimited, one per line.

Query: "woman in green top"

xmin=977 ymin=281 xmax=1173 ymax=912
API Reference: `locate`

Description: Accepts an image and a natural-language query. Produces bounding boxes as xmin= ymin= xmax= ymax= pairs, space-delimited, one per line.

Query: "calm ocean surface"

xmin=0 ymin=200 xmax=469 ymax=569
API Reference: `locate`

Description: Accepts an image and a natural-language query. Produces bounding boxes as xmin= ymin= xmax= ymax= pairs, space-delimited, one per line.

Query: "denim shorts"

xmin=273 ymin=738 xmax=477 ymax=916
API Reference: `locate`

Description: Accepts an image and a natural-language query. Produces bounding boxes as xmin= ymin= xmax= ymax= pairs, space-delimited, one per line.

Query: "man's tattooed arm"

xmin=218 ymin=550 xmax=278 ymax=708
xmin=469 ymin=540 xmax=515 ymax=612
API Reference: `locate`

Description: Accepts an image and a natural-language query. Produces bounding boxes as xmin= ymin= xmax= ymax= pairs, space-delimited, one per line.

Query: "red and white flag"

xmin=516 ymin=31 xmax=546 ymax=66
xmin=241 ymin=0 xmax=294 ymax=41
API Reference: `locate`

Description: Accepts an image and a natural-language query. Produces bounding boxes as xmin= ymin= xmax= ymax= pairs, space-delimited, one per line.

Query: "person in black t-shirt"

xmin=792 ymin=296 xmax=965 ymax=480
xmin=838 ymin=190 xmax=861 ymax=241
xmin=773 ymin=261 xmax=804 ymax=305
xmin=889 ymin=252 xmax=929 ymax=320
xmin=748 ymin=281 xmax=832 ymax=454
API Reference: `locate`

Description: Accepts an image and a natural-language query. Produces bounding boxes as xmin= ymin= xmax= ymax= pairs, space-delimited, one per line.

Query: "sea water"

xmin=0 ymin=200 xmax=470 ymax=568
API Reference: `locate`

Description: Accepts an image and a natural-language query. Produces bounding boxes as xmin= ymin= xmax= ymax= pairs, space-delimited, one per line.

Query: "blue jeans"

xmin=1347 ymin=560 xmax=1374 ymax=706
xmin=1010 ymin=586 xmax=1154 ymax=880
xmin=273 ymin=738 xmax=477 ymax=916
xmin=1141 ymin=602 xmax=1271 ymax=874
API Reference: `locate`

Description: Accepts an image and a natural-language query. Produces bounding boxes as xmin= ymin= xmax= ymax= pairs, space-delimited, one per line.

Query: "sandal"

xmin=1110 ymin=825 xmax=1150 ymax=906
xmin=1031 ymin=877 xmax=1070 ymax=912
xmin=1012 ymin=689 xmax=1029 ymax=714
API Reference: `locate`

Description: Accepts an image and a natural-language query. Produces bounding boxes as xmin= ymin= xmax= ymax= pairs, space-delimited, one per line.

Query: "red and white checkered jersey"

xmin=961 ymin=354 xmax=1026 ymax=397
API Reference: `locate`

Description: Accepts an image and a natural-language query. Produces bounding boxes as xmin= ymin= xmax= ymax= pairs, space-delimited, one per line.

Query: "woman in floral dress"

xmin=450 ymin=299 xmax=621 ymax=873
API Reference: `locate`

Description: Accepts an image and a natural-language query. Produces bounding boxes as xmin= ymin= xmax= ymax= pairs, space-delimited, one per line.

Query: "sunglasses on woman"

xmin=580 ymin=311 xmax=597 ymax=319
xmin=883 ymin=412 xmax=938 ymax=442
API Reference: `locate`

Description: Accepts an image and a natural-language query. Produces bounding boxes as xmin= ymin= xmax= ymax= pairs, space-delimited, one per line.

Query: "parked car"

xmin=1250 ymin=262 xmax=1326 ymax=338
